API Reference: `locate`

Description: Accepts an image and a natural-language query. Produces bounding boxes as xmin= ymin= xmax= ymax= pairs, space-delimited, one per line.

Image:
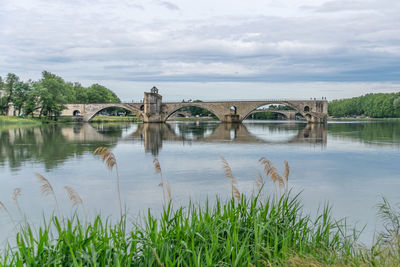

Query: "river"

xmin=1 ymin=120 xmax=399 ymax=245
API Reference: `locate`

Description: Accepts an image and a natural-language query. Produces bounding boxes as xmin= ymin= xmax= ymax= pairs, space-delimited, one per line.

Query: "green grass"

xmin=1 ymin=193 xmax=399 ymax=266
xmin=329 ymin=117 xmax=400 ymax=121
xmin=0 ymin=116 xmax=42 ymax=126
xmin=90 ymin=115 xmax=139 ymax=122
xmin=167 ymin=117 xmax=218 ymax=121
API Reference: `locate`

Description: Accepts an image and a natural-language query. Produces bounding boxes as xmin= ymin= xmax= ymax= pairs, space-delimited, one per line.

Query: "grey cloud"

xmin=304 ymin=0 xmax=400 ymax=13
xmin=1 ymin=0 xmax=400 ymax=98
xmin=155 ymin=0 xmax=180 ymax=11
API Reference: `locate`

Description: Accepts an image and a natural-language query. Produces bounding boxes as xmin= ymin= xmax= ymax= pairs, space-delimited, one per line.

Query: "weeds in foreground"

xmin=1 ymin=148 xmax=400 ymax=266
xmin=0 ymin=194 xmax=364 ymax=266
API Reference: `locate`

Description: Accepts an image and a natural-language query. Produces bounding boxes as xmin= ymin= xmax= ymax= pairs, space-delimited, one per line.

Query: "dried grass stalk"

xmin=153 ymin=158 xmax=161 ymax=174
xmin=64 ymin=186 xmax=83 ymax=207
xmin=11 ymin=188 xmax=21 ymax=202
xmin=35 ymin=173 xmax=61 ymax=218
xmin=221 ymin=157 xmax=241 ymax=199
xmin=11 ymin=188 xmax=26 ymax=226
xmin=256 ymin=172 xmax=264 ymax=189
xmin=93 ymin=147 xmax=122 ymax=219
xmin=94 ymin=147 xmax=117 ymax=171
xmin=233 ymin=186 xmax=241 ymax=202
xmin=221 ymin=156 xmax=234 ymax=180
xmin=153 ymin=157 xmax=167 ymax=206
xmin=166 ymin=179 xmax=172 ymax=202
xmin=0 ymin=201 xmax=17 ymax=232
xmin=64 ymin=186 xmax=88 ymax=221
xmin=284 ymin=160 xmax=290 ymax=184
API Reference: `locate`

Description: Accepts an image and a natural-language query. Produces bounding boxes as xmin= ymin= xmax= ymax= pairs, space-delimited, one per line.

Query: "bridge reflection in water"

xmin=125 ymin=122 xmax=327 ymax=156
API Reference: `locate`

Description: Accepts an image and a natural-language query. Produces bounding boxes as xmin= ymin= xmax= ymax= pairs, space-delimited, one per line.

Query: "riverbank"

xmin=167 ymin=116 xmax=218 ymax=121
xmin=329 ymin=117 xmax=400 ymax=121
xmin=90 ymin=115 xmax=139 ymax=122
xmin=0 ymin=116 xmax=42 ymax=126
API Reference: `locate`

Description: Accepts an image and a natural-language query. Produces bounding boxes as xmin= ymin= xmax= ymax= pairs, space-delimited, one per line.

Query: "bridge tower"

xmin=143 ymin=87 xmax=163 ymax=123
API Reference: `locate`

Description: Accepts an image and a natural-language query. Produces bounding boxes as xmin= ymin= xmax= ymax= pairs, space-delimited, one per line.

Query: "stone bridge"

xmin=62 ymin=87 xmax=328 ymax=123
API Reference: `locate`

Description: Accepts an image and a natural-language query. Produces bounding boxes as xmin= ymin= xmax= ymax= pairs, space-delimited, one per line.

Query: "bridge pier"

xmin=223 ymin=114 xmax=241 ymax=123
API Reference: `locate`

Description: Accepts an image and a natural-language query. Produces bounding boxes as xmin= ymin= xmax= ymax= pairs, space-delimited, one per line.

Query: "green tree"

xmin=36 ymin=71 xmax=67 ymax=119
xmin=13 ymin=81 xmax=32 ymax=115
xmin=86 ymin=84 xmax=120 ymax=103
xmin=0 ymin=73 xmax=20 ymax=115
xmin=329 ymin=92 xmax=400 ymax=118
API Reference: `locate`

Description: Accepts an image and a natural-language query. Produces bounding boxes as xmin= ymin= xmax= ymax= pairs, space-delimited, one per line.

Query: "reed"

xmin=0 ymin=201 xmax=17 ymax=232
xmin=64 ymin=186 xmax=87 ymax=222
xmin=221 ymin=156 xmax=241 ymax=201
xmin=35 ymin=173 xmax=61 ymax=218
xmin=93 ymin=146 xmax=123 ymax=219
xmin=153 ymin=157 xmax=171 ymax=205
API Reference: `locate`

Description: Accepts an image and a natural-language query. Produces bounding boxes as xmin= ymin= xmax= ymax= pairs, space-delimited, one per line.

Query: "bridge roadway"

xmin=62 ymin=89 xmax=328 ymax=123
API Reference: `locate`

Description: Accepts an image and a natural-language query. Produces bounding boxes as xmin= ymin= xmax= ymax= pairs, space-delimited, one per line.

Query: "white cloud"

xmin=1 ymin=0 xmax=400 ymax=99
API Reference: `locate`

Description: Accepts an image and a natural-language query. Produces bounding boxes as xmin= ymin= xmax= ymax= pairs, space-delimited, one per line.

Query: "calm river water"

xmin=1 ymin=120 xmax=400 ymax=245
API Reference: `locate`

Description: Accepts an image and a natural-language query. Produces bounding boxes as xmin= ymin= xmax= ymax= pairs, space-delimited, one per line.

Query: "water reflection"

xmin=127 ymin=122 xmax=327 ymax=155
xmin=0 ymin=123 xmax=124 ymax=171
xmin=2 ymin=120 xmax=400 ymax=170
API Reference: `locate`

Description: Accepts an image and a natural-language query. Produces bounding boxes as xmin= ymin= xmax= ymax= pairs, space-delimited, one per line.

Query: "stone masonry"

xmin=61 ymin=88 xmax=328 ymax=123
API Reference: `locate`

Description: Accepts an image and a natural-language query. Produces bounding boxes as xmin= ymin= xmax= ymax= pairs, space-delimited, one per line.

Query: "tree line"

xmin=0 ymin=71 xmax=120 ymax=119
xmin=328 ymin=92 xmax=400 ymax=118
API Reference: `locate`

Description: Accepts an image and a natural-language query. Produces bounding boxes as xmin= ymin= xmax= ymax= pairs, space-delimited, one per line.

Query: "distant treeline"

xmin=328 ymin=92 xmax=400 ymax=118
xmin=0 ymin=71 xmax=120 ymax=119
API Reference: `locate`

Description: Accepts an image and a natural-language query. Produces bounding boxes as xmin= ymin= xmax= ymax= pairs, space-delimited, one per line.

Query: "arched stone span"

xmin=83 ymin=103 xmax=143 ymax=121
xmin=232 ymin=100 xmax=327 ymax=123
xmin=62 ymin=103 xmax=143 ymax=121
xmin=246 ymin=109 xmax=299 ymax=120
xmin=162 ymin=103 xmax=225 ymax=122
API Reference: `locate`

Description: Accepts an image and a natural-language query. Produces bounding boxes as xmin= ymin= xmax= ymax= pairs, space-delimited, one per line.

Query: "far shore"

xmin=2 ymin=115 xmax=400 ymax=127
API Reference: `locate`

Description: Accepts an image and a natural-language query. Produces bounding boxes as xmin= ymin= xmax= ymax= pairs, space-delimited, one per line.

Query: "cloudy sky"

xmin=1 ymin=0 xmax=400 ymax=101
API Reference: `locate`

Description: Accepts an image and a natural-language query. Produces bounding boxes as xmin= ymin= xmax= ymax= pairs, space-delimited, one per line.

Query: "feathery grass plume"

xmin=153 ymin=158 xmax=161 ymax=174
xmin=64 ymin=186 xmax=82 ymax=207
xmin=93 ymin=146 xmax=122 ymax=219
xmin=166 ymin=179 xmax=172 ymax=203
xmin=11 ymin=188 xmax=23 ymax=215
xmin=256 ymin=172 xmax=264 ymax=190
xmin=271 ymin=171 xmax=285 ymax=189
xmin=0 ymin=200 xmax=17 ymax=232
xmin=64 ymin=186 xmax=87 ymax=222
xmin=153 ymin=157 xmax=166 ymax=206
xmin=221 ymin=156 xmax=234 ymax=180
xmin=284 ymin=160 xmax=290 ymax=184
xmin=221 ymin=156 xmax=240 ymax=200
xmin=233 ymin=185 xmax=241 ymax=202
xmin=11 ymin=188 xmax=27 ymax=228
xmin=35 ymin=173 xmax=61 ymax=218
xmin=259 ymin=157 xmax=272 ymax=175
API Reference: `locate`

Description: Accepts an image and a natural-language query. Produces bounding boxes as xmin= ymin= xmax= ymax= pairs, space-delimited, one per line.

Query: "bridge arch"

xmin=241 ymin=102 xmax=305 ymax=121
xmin=249 ymin=109 xmax=296 ymax=120
xmin=163 ymin=103 xmax=224 ymax=122
xmin=84 ymin=103 xmax=143 ymax=122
